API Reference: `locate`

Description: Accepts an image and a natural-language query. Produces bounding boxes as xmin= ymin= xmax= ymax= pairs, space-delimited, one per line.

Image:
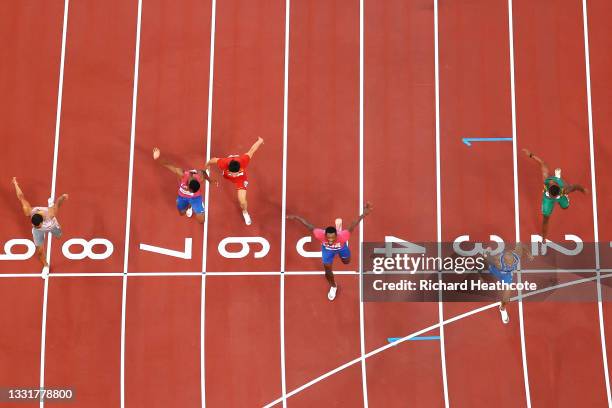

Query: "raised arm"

xmin=198 ymin=169 xmax=218 ymax=187
xmin=205 ymin=157 xmax=219 ymax=169
xmin=246 ymin=137 xmax=264 ymax=158
xmin=565 ymin=183 xmax=588 ymax=194
xmin=153 ymin=148 xmax=183 ymax=177
xmin=12 ymin=178 xmax=33 ymax=216
xmin=286 ymin=214 xmax=315 ymax=231
xmin=48 ymin=194 xmax=69 ymax=218
xmin=514 ymin=242 xmax=534 ymax=261
xmin=347 ymin=202 xmax=374 ymax=232
xmin=522 ymin=149 xmax=549 ymax=180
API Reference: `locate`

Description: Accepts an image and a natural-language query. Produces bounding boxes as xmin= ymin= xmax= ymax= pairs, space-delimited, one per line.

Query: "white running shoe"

xmin=242 ymin=211 xmax=252 ymax=226
xmin=42 ymin=266 xmax=49 ymax=279
xmin=554 ymin=168 xmax=562 ymax=178
xmin=499 ymin=305 xmax=509 ymax=324
xmin=328 ymin=285 xmax=338 ymax=301
xmin=335 ymin=218 xmax=343 ymax=231
xmin=186 ymin=207 xmax=193 ymax=218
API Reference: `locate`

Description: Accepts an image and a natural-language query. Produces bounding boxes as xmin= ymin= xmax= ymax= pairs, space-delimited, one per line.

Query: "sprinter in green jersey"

xmin=522 ymin=149 xmax=588 ymax=240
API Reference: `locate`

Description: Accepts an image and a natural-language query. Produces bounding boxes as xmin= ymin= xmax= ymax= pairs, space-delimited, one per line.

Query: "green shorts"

xmin=542 ymin=193 xmax=569 ymax=216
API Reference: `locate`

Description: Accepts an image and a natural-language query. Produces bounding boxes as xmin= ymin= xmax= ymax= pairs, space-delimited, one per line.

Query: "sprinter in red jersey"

xmin=206 ymin=137 xmax=264 ymax=225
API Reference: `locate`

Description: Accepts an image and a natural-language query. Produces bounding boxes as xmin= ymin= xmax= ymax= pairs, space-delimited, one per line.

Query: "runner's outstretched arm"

xmin=12 ymin=177 xmax=32 ymax=216
xmin=347 ymin=202 xmax=374 ymax=232
xmin=205 ymin=158 xmax=219 ymax=169
xmin=49 ymin=194 xmax=69 ymax=217
xmin=246 ymin=137 xmax=264 ymax=158
xmin=153 ymin=148 xmax=183 ymax=177
xmin=565 ymin=183 xmax=588 ymax=194
xmin=513 ymin=242 xmax=534 ymax=261
xmin=198 ymin=169 xmax=218 ymax=187
xmin=286 ymin=214 xmax=315 ymax=232
xmin=522 ymin=148 xmax=549 ymax=180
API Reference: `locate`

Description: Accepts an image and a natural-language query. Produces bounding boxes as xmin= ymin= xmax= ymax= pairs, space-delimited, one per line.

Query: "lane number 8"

xmin=62 ymin=238 xmax=114 ymax=260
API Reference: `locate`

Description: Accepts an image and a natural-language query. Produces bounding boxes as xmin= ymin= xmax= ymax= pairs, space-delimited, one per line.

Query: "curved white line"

xmin=263 ymin=272 xmax=612 ymax=407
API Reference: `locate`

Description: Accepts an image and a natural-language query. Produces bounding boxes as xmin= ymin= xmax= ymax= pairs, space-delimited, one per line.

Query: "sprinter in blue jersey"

xmin=482 ymin=243 xmax=533 ymax=324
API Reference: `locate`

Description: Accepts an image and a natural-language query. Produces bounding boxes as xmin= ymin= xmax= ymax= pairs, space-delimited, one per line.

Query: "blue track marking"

xmin=387 ymin=336 xmax=441 ymax=343
xmin=462 ymin=137 xmax=512 ymax=146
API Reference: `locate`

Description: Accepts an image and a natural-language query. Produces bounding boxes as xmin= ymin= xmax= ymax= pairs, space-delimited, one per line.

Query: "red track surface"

xmin=2 ymin=0 xmax=612 ymax=407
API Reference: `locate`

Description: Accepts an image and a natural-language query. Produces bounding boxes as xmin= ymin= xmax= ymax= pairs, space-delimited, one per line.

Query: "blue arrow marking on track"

xmin=462 ymin=137 xmax=512 ymax=146
xmin=387 ymin=336 xmax=441 ymax=343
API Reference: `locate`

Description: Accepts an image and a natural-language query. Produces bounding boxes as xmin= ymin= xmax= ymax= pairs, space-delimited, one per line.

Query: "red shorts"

xmin=226 ymin=176 xmax=248 ymax=190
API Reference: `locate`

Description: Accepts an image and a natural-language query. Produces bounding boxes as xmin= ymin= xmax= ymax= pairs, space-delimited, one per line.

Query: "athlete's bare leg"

xmin=37 ymin=246 xmax=48 ymax=268
xmin=237 ymin=189 xmax=248 ymax=212
xmin=323 ymin=263 xmax=336 ymax=287
xmin=237 ymin=189 xmax=252 ymax=225
xmin=500 ymin=289 xmax=511 ymax=310
xmin=542 ymin=215 xmax=550 ymax=241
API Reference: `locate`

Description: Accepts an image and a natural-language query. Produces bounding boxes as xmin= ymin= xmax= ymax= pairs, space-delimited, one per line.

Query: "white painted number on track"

xmin=531 ymin=234 xmax=583 ymax=256
xmin=296 ymin=236 xmax=321 ymax=258
xmin=0 ymin=239 xmax=36 ymax=260
xmin=453 ymin=235 xmax=504 ymax=256
xmin=218 ymin=237 xmax=270 ymax=259
xmin=62 ymin=238 xmax=114 ymax=260
xmin=140 ymin=238 xmax=192 ymax=259
xmin=373 ymin=236 xmax=426 ymax=257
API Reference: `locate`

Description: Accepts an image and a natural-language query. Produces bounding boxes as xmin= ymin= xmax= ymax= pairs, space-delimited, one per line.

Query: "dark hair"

xmin=31 ymin=214 xmax=43 ymax=226
xmin=548 ymin=184 xmax=561 ymax=197
xmin=325 ymin=226 xmax=337 ymax=235
xmin=188 ymin=179 xmax=201 ymax=193
xmin=228 ymin=160 xmax=241 ymax=173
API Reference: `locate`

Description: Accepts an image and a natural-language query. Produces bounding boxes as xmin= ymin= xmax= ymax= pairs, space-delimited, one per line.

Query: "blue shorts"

xmin=321 ymin=244 xmax=351 ymax=265
xmin=176 ymin=195 xmax=205 ymax=214
xmin=488 ymin=264 xmax=514 ymax=284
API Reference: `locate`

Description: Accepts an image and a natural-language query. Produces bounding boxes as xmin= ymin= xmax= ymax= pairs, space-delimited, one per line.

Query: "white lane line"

xmin=507 ymin=0 xmax=532 ymax=405
xmin=262 ymin=272 xmax=612 ymax=407
xmin=40 ymin=1 xmax=70 ymax=406
xmin=39 ymin=277 xmax=50 ymax=408
xmin=279 ymin=0 xmax=290 ymax=406
xmin=4 ymin=269 xmax=610 ymax=279
xmin=433 ymin=0 xmax=449 ymax=406
xmin=0 ymin=274 xmax=43 ymax=278
xmin=0 ymin=270 xmax=361 ymax=278
xmin=120 ymin=0 xmax=143 ymax=405
xmin=358 ymin=0 xmax=369 ymax=405
xmin=201 ymin=0 xmax=217 ymax=406
xmin=581 ymin=0 xmax=611 ymax=403
xmin=119 ymin=271 xmax=128 ymax=408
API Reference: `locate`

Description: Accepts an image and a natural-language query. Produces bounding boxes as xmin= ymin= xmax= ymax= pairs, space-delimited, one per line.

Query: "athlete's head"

xmin=325 ymin=226 xmax=337 ymax=244
xmin=31 ymin=213 xmax=43 ymax=228
xmin=502 ymin=251 xmax=516 ymax=266
xmin=548 ymin=184 xmax=561 ymax=197
xmin=228 ymin=160 xmax=241 ymax=173
xmin=188 ymin=179 xmax=201 ymax=193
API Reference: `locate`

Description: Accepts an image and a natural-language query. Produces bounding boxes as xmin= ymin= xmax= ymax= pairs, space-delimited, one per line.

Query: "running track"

xmin=1 ymin=0 xmax=612 ymax=407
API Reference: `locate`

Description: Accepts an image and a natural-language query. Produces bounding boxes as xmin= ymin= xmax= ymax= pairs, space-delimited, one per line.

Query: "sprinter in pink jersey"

xmin=12 ymin=177 xmax=68 ymax=277
xmin=153 ymin=147 xmax=216 ymax=224
xmin=287 ymin=202 xmax=373 ymax=301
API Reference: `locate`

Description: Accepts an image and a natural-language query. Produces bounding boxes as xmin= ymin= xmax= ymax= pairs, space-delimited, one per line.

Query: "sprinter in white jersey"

xmin=12 ymin=177 xmax=68 ymax=276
